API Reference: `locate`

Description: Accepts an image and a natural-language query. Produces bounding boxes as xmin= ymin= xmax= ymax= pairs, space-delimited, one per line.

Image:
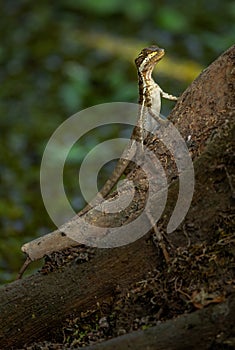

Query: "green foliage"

xmin=68 ymin=0 xmax=122 ymax=14
xmin=155 ymin=7 xmax=189 ymax=33
xmin=0 ymin=0 xmax=234 ymax=283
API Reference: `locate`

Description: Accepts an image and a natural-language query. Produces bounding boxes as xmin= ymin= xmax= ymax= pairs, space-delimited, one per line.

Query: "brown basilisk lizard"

xmin=17 ymin=46 xmax=178 ymax=278
xmin=79 ymin=46 xmax=177 ymax=215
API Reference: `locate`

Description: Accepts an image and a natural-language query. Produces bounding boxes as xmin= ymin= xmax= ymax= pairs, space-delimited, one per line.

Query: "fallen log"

xmin=84 ymin=292 xmax=235 ymax=350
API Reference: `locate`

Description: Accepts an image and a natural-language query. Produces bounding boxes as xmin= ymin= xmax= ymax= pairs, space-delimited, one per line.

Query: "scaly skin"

xmin=79 ymin=46 xmax=177 ymax=216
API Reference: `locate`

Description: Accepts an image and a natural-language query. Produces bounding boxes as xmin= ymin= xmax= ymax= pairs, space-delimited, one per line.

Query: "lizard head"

xmin=135 ymin=46 xmax=165 ymax=73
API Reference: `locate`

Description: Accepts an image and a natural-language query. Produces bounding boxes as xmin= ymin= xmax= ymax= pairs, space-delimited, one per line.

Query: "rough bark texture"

xmin=0 ymin=45 xmax=234 ymax=349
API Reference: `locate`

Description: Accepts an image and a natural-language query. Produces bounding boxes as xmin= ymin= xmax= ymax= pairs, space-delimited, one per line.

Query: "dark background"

xmin=0 ymin=0 xmax=234 ymax=283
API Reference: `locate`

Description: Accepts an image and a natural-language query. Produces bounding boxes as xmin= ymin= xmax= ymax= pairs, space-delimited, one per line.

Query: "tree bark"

xmin=0 ymin=45 xmax=234 ymax=349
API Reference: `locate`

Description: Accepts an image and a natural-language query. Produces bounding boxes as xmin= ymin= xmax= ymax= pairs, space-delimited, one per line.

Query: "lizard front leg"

xmin=160 ymin=89 xmax=178 ymax=101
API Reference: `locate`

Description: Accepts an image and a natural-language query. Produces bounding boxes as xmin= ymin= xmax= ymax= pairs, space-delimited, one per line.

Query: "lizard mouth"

xmin=152 ymin=48 xmax=165 ymax=61
xmin=145 ymin=46 xmax=165 ymax=64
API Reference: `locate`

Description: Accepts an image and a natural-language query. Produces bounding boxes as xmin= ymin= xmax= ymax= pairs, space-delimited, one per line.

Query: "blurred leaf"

xmin=156 ymin=7 xmax=189 ymax=33
xmin=124 ymin=0 xmax=152 ymax=21
xmin=201 ymin=31 xmax=235 ymax=53
xmin=65 ymin=0 xmax=122 ymax=14
xmin=59 ymin=62 xmax=90 ymax=112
